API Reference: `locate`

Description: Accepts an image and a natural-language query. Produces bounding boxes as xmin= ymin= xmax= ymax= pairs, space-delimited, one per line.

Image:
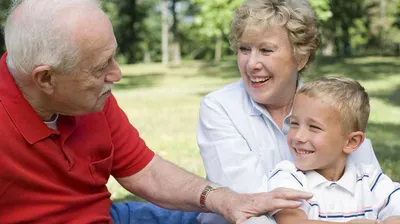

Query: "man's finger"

xmin=236 ymin=217 xmax=248 ymax=224
xmin=267 ymin=199 xmax=302 ymax=210
xmin=272 ymin=188 xmax=313 ymax=200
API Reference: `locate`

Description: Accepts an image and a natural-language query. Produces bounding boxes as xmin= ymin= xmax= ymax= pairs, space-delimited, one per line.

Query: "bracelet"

xmin=200 ymin=183 xmax=223 ymax=211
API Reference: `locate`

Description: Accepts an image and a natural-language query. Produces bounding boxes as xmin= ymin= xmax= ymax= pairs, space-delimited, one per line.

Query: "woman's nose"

xmin=247 ymin=52 xmax=262 ymax=71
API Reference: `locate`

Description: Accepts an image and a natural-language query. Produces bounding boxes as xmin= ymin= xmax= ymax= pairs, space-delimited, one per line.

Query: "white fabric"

xmin=196 ymin=79 xmax=381 ymax=223
xmin=244 ymin=215 xmax=276 ymax=224
xmin=267 ymin=160 xmax=400 ymax=222
xmin=44 ymin=114 xmax=59 ymax=130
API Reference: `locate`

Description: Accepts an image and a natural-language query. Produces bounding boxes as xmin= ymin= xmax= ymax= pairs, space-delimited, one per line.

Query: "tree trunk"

xmin=322 ymin=38 xmax=334 ymax=56
xmin=161 ymin=0 xmax=169 ymax=65
xmin=171 ymin=0 xmax=181 ymax=65
xmin=143 ymin=51 xmax=151 ymax=63
xmin=214 ymin=35 xmax=222 ymax=63
xmin=172 ymin=42 xmax=181 ymax=66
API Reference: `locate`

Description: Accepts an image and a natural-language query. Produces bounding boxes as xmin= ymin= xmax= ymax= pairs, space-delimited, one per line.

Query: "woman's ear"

xmin=343 ymin=131 xmax=365 ymax=154
xmin=297 ymin=54 xmax=310 ymax=71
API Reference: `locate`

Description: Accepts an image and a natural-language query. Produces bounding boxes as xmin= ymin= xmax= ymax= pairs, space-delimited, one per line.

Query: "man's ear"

xmin=31 ymin=65 xmax=55 ymax=95
xmin=343 ymin=131 xmax=365 ymax=154
xmin=297 ymin=54 xmax=310 ymax=71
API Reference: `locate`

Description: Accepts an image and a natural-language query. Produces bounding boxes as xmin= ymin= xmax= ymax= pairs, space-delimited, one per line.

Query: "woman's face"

xmin=237 ymin=25 xmax=307 ymax=108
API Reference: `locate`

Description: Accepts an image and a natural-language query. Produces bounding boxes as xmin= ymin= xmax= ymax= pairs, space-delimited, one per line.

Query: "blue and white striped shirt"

xmin=268 ymin=160 xmax=400 ymax=222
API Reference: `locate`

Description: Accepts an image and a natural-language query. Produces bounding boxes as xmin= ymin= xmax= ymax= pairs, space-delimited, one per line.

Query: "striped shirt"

xmin=267 ymin=160 xmax=400 ymax=222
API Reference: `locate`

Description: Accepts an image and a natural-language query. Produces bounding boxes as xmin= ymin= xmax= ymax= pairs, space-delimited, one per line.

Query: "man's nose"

xmin=106 ymin=59 xmax=122 ymax=83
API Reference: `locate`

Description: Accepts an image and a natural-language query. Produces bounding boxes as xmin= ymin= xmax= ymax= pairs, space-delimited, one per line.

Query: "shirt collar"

xmin=0 ymin=52 xmax=58 ymax=144
xmin=305 ymin=158 xmax=358 ymax=195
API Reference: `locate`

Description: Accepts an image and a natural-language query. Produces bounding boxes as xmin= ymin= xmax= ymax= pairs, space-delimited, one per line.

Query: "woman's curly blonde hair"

xmin=230 ymin=0 xmax=320 ymax=72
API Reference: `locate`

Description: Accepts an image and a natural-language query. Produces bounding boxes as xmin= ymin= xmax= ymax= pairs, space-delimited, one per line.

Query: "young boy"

xmin=267 ymin=77 xmax=400 ymax=224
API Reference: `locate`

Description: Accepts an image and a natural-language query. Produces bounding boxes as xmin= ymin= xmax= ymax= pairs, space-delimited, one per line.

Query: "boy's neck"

xmin=315 ymin=156 xmax=347 ymax=181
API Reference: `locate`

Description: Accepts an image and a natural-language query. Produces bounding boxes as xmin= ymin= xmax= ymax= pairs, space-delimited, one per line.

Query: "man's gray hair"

xmin=4 ymin=0 xmax=102 ymax=75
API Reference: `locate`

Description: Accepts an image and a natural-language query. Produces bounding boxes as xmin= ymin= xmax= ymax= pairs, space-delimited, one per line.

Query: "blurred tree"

xmin=161 ymin=0 xmax=169 ymax=64
xmin=103 ymin=0 xmax=161 ymax=64
xmin=0 ymin=0 xmax=12 ymax=52
xmin=190 ymin=0 xmax=242 ymax=63
xmin=171 ymin=0 xmax=181 ymax=65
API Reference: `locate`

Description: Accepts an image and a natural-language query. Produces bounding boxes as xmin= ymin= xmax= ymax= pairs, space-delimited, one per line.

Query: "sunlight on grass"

xmin=108 ymin=56 xmax=400 ymax=201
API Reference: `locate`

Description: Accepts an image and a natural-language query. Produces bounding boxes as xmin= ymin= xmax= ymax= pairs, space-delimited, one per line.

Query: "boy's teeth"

xmin=296 ymin=148 xmax=314 ymax=154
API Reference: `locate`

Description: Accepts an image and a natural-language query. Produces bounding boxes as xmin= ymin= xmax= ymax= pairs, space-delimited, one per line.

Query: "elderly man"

xmin=0 ymin=0 xmax=312 ymax=223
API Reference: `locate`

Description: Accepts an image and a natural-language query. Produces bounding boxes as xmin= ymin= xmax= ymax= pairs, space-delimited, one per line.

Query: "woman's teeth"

xmin=250 ymin=77 xmax=270 ymax=83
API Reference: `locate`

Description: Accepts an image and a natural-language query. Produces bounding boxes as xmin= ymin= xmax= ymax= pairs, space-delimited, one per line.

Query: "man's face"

xmin=287 ymin=93 xmax=349 ymax=178
xmin=50 ymin=12 xmax=121 ymax=116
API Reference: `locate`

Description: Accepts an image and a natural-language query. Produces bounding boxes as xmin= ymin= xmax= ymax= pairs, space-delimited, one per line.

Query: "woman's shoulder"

xmin=204 ymin=79 xmax=247 ymax=102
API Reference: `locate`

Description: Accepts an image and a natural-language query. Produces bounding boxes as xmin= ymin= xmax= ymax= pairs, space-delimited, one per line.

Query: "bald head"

xmin=4 ymin=0 xmax=109 ymax=76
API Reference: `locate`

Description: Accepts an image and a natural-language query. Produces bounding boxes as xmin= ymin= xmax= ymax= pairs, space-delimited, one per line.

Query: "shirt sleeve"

xmin=267 ymin=161 xmax=310 ymax=217
xmin=103 ymin=94 xmax=155 ymax=178
xmin=349 ymin=138 xmax=381 ymax=172
xmin=197 ymin=95 xmax=268 ymax=193
xmin=368 ymin=166 xmax=400 ymax=219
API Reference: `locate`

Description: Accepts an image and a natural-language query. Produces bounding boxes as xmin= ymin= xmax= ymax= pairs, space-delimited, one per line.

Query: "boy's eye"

xmin=290 ymin=121 xmax=299 ymax=126
xmin=310 ymin=125 xmax=321 ymax=130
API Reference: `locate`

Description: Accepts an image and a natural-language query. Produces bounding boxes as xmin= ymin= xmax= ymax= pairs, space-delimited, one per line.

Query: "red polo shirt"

xmin=0 ymin=53 xmax=155 ymax=223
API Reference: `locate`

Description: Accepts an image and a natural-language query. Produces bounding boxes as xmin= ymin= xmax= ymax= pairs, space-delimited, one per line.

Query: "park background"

xmin=1 ymin=0 xmax=399 ymax=202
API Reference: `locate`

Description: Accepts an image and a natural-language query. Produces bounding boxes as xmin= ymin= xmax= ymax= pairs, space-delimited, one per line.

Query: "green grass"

xmin=107 ymin=56 xmax=400 ymax=201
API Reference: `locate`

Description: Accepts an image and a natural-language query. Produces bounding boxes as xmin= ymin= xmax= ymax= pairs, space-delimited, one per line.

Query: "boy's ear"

xmin=343 ymin=131 xmax=365 ymax=154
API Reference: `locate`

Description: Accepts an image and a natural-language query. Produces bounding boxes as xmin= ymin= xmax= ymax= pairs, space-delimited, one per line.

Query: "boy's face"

xmin=287 ymin=93 xmax=349 ymax=176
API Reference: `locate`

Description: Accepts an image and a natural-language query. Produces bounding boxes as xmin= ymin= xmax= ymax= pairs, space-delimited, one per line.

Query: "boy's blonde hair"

xmin=297 ymin=77 xmax=370 ymax=133
xmin=229 ymin=0 xmax=320 ymax=73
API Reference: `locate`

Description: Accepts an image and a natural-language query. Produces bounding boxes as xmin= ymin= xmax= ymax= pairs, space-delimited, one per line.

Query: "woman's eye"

xmin=261 ymin=48 xmax=273 ymax=54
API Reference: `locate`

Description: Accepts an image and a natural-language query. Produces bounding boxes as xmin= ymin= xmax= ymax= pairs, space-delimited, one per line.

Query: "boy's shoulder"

xmin=268 ymin=160 xmax=307 ymax=191
xmin=353 ymin=163 xmax=381 ymax=184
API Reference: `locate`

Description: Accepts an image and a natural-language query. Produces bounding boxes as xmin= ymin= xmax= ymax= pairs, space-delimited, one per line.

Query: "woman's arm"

xmin=197 ymin=95 xmax=267 ymax=193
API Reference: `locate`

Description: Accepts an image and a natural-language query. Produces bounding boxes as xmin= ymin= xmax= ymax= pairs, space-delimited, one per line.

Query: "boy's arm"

xmin=274 ymin=209 xmax=377 ymax=224
xmin=381 ymin=216 xmax=400 ymax=224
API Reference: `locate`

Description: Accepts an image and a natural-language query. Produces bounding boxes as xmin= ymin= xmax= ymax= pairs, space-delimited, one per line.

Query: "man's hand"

xmin=206 ymin=187 xmax=313 ymax=223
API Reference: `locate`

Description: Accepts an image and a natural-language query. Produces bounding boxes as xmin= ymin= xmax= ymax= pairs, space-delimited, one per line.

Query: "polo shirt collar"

xmin=305 ymin=159 xmax=357 ymax=195
xmin=0 ymin=52 xmax=57 ymax=144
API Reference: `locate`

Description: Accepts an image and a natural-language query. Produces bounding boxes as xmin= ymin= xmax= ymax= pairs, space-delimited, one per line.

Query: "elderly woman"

xmin=197 ymin=0 xmax=380 ymax=223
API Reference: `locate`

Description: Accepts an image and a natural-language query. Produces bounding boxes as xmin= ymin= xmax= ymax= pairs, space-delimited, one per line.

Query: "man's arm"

xmin=116 ymin=155 xmax=313 ymax=223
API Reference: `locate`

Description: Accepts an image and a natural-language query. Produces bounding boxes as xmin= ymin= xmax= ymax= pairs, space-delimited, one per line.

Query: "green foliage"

xmin=0 ymin=0 xmax=12 ymax=52
xmin=309 ymin=0 xmax=332 ymax=22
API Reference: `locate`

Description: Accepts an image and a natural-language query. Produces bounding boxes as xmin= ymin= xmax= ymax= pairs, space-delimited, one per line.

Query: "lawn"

xmin=107 ymin=56 xmax=400 ymax=201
